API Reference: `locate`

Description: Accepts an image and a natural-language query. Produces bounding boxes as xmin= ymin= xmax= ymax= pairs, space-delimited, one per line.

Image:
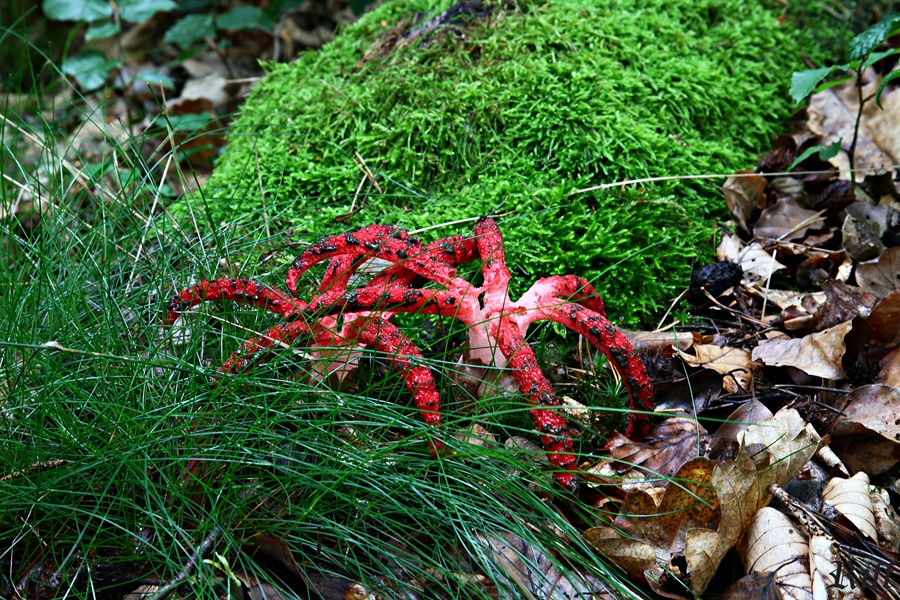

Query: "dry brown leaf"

xmin=807 ymin=80 xmax=894 ymax=174
xmin=737 ymin=242 xmax=787 ymax=285
xmin=856 ymin=246 xmax=900 ymax=299
xmin=879 ymin=349 xmax=900 ymax=387
xmin=684 ymin=448 xmax=763 ymax=593
xmin=736 ymin=507 xmax=813 ymax=600
xmin=677 ymin=344 xmax=754 ymax=393
xmin=859 ymin=79 xmax=900 ymax=163
xmin=830 ymin=384 xmax=900 ymax=474
xmin=842 ymin=213 xmax=885 ymax=261
xmin=580 ymin=528 xmax=656 ymax=581
xmin=834 ymin=384 xmax=900 ymax=443
xmin=751 ymin=319 xmax=853 ymax=380
xmin=867 ymin=290 xmax=900 ymax=345
xmin=823 ymin=472 xmax=878 ymax=540
xmin=719 ymin=571 xmax=781 ymax=600
xmin=585 ymin=458 xmax=718 ymax=595
xmin=753 ymin=197 xmax=823 ymax=241
xmin=717 ymin=232 xmax=743 ymax=262
xmin=815 ymin=280 xmax=876 ymax=331
xmin=723 ymin=171 xmax=767 ymax=234
xmin=604 ymin=418 xmax=708 ymax=479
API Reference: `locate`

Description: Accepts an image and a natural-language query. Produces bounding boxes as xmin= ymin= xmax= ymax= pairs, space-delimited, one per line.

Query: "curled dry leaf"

xmin=823 ymin=472 xmax=878 ymax=540
xmin=741 ymin=408 xmax=822 ymax=486
xmin=708 ymin=400 xmax=774 ymax=461
xmin=856 ymin=246 xmax=900 ymax=299
xmin=628 ymin=329 xmax=693 ymax=353
xmin=830 ymin=384 xmax=900 ymax=474
xmin=676 ymin=344 xmax=755 ymax=393
xmin=736 ymin=507 xmax=813 ymax=600
xmin=751 ymin=319 xmax=854 ymax=380
xmin=723 ymin=171 xmax=766 ymax=234
xmin=871 ymin=489 xmax=900 ymax=552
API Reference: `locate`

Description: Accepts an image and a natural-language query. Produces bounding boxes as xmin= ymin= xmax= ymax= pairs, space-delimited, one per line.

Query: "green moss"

xmin=197 ymin=0 xmax=843 ymax=326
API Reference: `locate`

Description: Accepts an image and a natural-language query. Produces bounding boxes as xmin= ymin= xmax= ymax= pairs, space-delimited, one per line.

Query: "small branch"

xmin=147 ymin=526 xmax=222 ymax=600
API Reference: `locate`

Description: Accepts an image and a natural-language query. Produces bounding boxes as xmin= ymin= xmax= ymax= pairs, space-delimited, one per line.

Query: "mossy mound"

xmin=198 ymin=0 xmax=837 ymax=326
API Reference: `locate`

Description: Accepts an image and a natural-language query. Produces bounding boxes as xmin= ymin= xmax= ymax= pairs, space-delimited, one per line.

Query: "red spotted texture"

xmin=352 ymin=318 xmax=443 ymax=452
xmin=497 ymin=318 xmax=578 ymax=492
xmin=163 ymin=217 xmax=655 ymax=492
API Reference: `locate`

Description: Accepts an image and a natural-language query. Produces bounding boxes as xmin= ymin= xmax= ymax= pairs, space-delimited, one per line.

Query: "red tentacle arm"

xmin=218 ymin=320 xmax=313 ymax=374
xmin=164 ymin=278 xmax=306 ymax=325
xmin=350 ymin=317 xmax=443 ymax=452
xmin=516 ymin=275 xmax=606 ymax=319
xmin=312 ymin=287 xmax=475 ymax=321
xmin=495 ymin=317 xmax=578 ymax=492
xmin=474 ymin=217 xmax=511 ymax=301
xmin=545 ymin=303 xmax=654 ymax=439
xmin=287 ymin=226 xmax=459 ymax=294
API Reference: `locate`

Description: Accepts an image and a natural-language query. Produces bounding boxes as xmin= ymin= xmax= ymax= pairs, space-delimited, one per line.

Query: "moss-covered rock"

xmin=198 ymin=0 xmax=840 ymax=326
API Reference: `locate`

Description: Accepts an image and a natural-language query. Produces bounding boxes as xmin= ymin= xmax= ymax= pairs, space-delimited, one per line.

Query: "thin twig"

xmin=569 ymin=166 xmax=889 ymax=196
xmin=147 ymin=526 xmax=222 ymax=600
xmin=702 ymin=288 xmax=769 ymax=327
